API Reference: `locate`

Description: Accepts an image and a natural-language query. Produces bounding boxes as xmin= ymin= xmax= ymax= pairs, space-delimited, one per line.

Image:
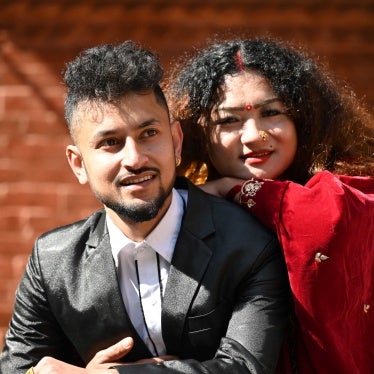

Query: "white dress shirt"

xmin=108 ymin=188 xmax=186 ymax=356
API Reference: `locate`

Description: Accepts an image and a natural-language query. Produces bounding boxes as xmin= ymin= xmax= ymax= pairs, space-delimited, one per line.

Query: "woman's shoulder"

xmin=306 ymin=170 xmax=374 ymax=196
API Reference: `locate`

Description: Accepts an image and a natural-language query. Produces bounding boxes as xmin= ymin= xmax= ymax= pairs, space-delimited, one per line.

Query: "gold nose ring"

xmin=258 ymin=130 xmax=269 ymax=142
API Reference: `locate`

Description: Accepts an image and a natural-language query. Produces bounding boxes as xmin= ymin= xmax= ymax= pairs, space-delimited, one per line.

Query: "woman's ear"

xmin=171 ymin=120 xmax=183 ymax=160
xmin=66 ymin=145 xmax=88 ymax=185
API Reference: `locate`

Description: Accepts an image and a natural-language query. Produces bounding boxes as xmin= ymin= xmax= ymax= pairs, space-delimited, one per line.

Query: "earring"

xmin=175 ymin=156 xmax=181 ymax=167
xmin=258 ymin=130 xmax=269 ymax=142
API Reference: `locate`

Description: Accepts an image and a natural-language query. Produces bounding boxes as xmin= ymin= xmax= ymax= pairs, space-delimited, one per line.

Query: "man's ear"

xmin=171 ymin=120 xmax=183 ymax=160
xmin=66 ymin=145 xmax=88 ymax=185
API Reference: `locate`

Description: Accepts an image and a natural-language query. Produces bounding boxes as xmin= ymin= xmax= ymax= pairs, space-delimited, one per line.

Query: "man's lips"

xmin=120 ymin=174 xmax=155 ymax=186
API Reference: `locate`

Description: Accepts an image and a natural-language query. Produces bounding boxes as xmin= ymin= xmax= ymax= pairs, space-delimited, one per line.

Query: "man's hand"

xmin=87 ymin=337 xmax=134 ymax=369
xmin=87 ymin=337 xmax=178 ymax=367
xmin=133 ymin=355 xmax=179 ymax=365
xmin=33 ymin=357 xmax=114 ymax=373
xmin=32 ymin=337 xmax=135 ymax=373
xmin=32 ymin=337 xmax=179 ymax=373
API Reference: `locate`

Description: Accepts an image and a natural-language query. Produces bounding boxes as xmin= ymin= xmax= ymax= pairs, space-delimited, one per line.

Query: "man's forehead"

xmin=71 ymin=93 xmax=168 ymax=133
xmin=71 ymin=99 xmax=131 ymax=131
xmin=69 ymin=101 xmax=115 ymax=142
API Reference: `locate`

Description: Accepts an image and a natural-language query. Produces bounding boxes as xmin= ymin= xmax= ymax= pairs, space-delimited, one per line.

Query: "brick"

xmin=0 ymin=0 xmax=373 ymax=344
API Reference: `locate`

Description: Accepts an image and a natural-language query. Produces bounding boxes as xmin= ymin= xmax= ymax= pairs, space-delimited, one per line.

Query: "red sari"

xmin=237 ymin=171 xmax=374 ymax=374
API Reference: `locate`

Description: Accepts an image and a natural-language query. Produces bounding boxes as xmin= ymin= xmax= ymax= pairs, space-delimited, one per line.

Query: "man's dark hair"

xmin=63 ymin=40 xmax=168 ymax=130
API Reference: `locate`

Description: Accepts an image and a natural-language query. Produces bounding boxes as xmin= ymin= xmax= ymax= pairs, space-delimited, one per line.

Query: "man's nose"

xmin=120 ymin=139 xmax=148 ymax=169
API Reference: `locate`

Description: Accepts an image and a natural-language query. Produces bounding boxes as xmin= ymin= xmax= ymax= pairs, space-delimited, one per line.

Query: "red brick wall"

xmin=0 ymin=41 xmax=102 ymax=346
xmin=0 ymin=0 xmax=373 ymax=350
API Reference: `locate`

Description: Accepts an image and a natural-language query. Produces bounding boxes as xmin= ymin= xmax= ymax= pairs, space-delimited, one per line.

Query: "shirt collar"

xmin=108 ymin=188 xmax=186 ymax=266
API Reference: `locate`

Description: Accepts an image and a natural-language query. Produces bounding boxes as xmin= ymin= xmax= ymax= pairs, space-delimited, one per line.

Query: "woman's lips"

xmin=241 ymin=151 xmax=272 ymax=164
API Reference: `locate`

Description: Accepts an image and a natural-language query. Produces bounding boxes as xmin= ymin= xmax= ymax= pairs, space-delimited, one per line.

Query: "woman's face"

xmin=207 ymin=71 xmax=297 ymax=180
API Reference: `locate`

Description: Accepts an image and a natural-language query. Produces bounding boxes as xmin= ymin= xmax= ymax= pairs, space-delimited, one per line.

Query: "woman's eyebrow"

xmin=215 ymin=97 xmax=282 ymax=112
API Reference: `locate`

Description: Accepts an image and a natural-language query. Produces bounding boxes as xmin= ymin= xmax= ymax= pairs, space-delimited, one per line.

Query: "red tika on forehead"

xmin=235 ymin=50 xmax=245 ymax=71
xmin=234 ymin=50 xmax=252 ymax=111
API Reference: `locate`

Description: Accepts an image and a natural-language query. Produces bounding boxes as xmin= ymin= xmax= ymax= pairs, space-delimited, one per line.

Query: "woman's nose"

xmin=240 ymin=118 xmax=262 ymax=143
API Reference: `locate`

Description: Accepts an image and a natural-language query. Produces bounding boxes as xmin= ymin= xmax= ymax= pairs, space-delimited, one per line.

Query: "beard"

xmin=94 ymin=183 xmax=173 ymax=223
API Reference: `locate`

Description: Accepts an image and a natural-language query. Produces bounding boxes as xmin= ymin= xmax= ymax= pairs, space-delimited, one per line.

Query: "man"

xmin=0 ymin=41 xmax=290 ymax=374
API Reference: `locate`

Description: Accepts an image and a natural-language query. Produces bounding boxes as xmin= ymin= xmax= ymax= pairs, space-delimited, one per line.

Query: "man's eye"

xmin=143 ymin=129 xmax=158 ymax=138
xmin=99 ymin=138 xmax=119 ymax=147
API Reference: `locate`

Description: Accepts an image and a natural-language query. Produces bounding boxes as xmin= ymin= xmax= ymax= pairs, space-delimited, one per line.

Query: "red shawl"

xmin=239 ymin=171 xmax=374 ymax=374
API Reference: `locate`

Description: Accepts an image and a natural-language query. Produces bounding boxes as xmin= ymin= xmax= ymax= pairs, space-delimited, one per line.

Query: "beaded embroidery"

xmin=242 ymin=179 xmax=264 ymax=196
xmin=239 ymin=179 xmax=264 ymax=209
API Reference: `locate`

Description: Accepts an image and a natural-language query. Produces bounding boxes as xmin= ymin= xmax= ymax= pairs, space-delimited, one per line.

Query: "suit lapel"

xmin=85 ymin=212 xmax=129 ymax=329
xmin=84 ymin=211 xmax=151 ymax=360
xmin=162 ymin=180 xmax=215 ymax=352
xmin=84 ymin=182 xmax=217 ymax=359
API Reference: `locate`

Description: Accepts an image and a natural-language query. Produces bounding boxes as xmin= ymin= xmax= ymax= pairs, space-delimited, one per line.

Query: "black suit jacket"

xmin=0 ymin=178 xmax=290 ymax=374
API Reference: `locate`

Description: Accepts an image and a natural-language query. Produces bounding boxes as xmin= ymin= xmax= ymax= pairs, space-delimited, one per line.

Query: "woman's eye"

xmin=261 ymin=108 xmax=282 ymax=117
xmin=215 ymin=116 xmax=239 ymax=125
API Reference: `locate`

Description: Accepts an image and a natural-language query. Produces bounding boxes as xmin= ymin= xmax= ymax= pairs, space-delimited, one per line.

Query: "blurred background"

xmin=0 ymin=0 xmax=373 ymax=349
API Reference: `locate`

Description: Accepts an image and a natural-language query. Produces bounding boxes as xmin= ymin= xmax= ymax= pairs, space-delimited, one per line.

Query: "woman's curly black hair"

xmin=165 ymin=37 xmax=373 ymax=184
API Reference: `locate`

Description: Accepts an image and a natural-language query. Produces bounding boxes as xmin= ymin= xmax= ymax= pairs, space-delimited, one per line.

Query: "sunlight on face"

xmin=208 ymin=71 xmax=297 ymax=180
xmin=67 ymin=92 xmax=182 ymax=228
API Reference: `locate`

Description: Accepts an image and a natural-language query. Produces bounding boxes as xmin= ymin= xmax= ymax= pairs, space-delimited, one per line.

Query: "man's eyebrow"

xmin=138 ymin=118 xmax=161 ymax=128
xmin=215 ymin=97 xmax=282 ymax=112
xmin=94 ymin=119 xmax=160 ymax=137
xmin=93 ymin=129 xmax=117 ymax=138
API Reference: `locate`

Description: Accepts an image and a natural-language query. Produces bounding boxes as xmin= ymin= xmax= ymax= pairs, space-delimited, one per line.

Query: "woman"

xmin=165 ymin=38 xmax=374 ymax=374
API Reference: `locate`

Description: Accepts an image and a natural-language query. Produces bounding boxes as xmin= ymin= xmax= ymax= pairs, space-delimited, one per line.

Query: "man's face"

xmin=67 ymin=91 xmax=183 ymax=229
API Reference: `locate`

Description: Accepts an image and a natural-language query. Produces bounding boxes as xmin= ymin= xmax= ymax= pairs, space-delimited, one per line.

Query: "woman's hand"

xmin=199 ymin=177 xmax=245 ymax=198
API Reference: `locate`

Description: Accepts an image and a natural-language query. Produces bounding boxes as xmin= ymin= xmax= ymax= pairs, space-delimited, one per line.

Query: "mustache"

xmin=124 ymin=166 xmax=160 ymax=175
xmin=115 ymin=166 xmax=160 ymax=183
